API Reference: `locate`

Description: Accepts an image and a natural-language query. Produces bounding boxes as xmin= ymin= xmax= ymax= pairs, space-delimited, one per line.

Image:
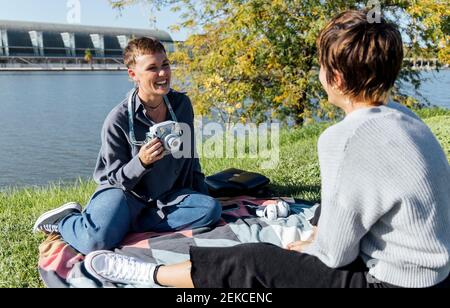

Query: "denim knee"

xmin=78 ymin=236 xmax=114 ymax=255
xmin=64 ymin=188 xmax=132 ymax=255
xmin=79 ymin=224 xmax=128 ymax=254
xmin=197 ymin=196 xmax=222 ymax=227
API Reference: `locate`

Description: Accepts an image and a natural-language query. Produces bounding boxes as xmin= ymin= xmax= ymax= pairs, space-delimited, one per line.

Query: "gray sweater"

xmin=304 ymin=102 xmax=450 ymax=288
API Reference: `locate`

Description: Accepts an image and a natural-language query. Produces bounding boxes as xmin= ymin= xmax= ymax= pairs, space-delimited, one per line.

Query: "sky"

xmin=0 ymin=0 xmax=190 ymax=41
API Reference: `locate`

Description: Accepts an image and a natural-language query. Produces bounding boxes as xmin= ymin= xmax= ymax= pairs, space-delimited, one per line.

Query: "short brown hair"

xmin=317 ymin=10 xmax=404 ymax=105
xmin=124 ymin=37 xmax=167 ymax=68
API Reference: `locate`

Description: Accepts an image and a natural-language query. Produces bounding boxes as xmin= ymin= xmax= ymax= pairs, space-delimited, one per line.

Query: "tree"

xmin=110 ymin=0 xmax=449 ymax=125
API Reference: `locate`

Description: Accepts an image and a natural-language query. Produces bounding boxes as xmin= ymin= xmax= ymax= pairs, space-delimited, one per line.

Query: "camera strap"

xmin=127 ymin=87 xmax=179 ymax=146
xmin=128 ymin=88 xmax=145 ymax=146
xmin=163 ymin=95 xmax=178 ymax=122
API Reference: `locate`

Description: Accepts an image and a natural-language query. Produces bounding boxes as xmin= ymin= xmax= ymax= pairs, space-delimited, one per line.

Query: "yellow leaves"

xmin=169 ymin=25 xmax=181 ymax=33
xmin=408 ymin=0 xmax=449 ymax=20
xmin=403 ymin=96 xmax=419 ymax=108
xmin=438 ymin=46 xmax=450 ymax=65
xmin=181 ymin=19 xmax=197 ymax=29
xmin=204 ymin=74 xmax=224 ymax=89
xmin=271 ymin=0 xmax=284 ymax=6
xmin=304 ymin=117 xmax=315 ymax=126
xmin=157 ymin=0 xmax=447 ymax=125
xmin=267 ymin=54 xmax=282 ymax=71
xmin=194 ymin=103 xmax=208 ymax=116
xmin=274 ymin=92 xmax=288 ymax=105
xmin=170 ymin=51 xmax=190 ymax=65
xmin=226 ymin=106 xmax=235 ymax=114
xmin=302 ymin=108 xmax=312 ymax=119
xmin=236 ymin=47 xmax=257 ymax=76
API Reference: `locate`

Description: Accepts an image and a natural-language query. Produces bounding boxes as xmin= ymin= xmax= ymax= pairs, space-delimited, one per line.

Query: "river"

xmin=0 ymin=70 xmax=448 ymax=188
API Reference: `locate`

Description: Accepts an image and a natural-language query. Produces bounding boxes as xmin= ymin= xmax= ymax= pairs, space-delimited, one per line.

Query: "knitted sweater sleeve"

xmin=304 ymin=123 xmax=395 ymax=268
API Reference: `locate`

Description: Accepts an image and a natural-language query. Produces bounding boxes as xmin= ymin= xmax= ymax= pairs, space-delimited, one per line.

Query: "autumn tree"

xmin=110 ymin=0 xmax=449 ymax=125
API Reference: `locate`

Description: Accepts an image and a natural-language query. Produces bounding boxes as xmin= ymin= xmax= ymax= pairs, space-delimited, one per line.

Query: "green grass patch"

xmin=425 ymin=116 xmax=450 ymax=158
xmin=413 ymin=107 xmax=450 ymax=119
xmin=0 ymin=114 xmax=448 ymax=288
xmin=0 ymin=180 xmax=97 ymax=288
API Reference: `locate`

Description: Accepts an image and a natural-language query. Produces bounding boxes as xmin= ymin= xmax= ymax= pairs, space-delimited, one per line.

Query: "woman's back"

xmin=305 ymin=102 xmax=450 ymax=288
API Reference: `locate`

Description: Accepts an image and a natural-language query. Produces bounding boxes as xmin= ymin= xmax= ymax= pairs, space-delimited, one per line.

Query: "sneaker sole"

xmin=84 ymin=250 xmax=112 ymax=283
xmin=33 ymin=202 xmax=82 ymax=234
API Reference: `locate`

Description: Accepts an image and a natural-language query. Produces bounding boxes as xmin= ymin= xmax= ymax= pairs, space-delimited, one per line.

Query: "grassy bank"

xmin=1 ymin=109 xmax=449 ymax=288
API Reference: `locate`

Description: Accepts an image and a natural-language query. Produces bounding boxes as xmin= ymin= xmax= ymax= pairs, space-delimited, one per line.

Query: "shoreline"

xmin=0 ymin=66 xmax=447 ymax=72
xmin=1 ymin=111 xmax=448 ymax=192
xmin=0 ymin=67 xmax=127 ymax=72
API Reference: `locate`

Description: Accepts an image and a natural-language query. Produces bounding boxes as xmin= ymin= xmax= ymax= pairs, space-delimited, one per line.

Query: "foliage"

xmin=110 ymin=0 xmax=449 ymax=125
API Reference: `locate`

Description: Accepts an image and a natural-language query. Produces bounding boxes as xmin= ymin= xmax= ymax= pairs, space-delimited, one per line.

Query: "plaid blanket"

xmin=38 ymin=196 xmax=318 ymax=288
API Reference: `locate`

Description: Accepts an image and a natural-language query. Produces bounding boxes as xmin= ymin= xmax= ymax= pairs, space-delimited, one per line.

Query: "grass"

xmin=1 ymin=108 xmax=449 ymax=288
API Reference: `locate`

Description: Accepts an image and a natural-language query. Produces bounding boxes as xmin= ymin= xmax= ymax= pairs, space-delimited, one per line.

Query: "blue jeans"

xmin=58 ymin=188 xmax=222 ymax=255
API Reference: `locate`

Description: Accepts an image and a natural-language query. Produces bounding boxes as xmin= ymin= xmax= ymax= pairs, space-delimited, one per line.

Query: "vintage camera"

xmin=146 ymin=121 xmax=183 ymax=155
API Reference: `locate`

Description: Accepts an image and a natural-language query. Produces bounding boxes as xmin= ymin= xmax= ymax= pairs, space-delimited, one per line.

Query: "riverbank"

xmin=0 ymin=64 xmax=183 ymax=71
xmin=0 ymin=109 xmax=449 ymax=288
xmin=0 ymin=65 xmax=447 ymax=72
xmin=0 ymin=67 xmax=127 ymax=71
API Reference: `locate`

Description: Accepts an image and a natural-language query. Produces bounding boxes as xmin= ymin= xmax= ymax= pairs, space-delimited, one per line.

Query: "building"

xmin=0 ymin=20 xmax=174 ymax=70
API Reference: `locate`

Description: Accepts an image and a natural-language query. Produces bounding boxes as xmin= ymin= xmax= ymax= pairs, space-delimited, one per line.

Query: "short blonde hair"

xmin=317 ymin=10 xmax=404 ymax=105
xmin=124 ymin=37 xmax=167 ymax=68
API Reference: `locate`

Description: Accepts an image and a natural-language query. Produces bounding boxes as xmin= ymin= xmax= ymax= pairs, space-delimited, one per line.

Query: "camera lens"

xmin=165 ymin=135 xmax=182 ymax=153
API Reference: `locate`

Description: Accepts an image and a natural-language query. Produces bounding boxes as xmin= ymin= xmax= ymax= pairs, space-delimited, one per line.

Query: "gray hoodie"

xmin=93 ymin=89 xmax=208 ymax=204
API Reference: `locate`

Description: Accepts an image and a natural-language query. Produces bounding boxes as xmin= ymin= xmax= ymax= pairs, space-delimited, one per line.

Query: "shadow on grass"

xmin=267 ymin=183 xmax=321 ymax=203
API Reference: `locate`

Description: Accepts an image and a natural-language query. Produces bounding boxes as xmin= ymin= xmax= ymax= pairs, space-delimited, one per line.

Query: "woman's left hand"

xmin=286 ymin=227 xmax=318 ymax=252
xmin=286 ymin=241 xmax=312 ymax=252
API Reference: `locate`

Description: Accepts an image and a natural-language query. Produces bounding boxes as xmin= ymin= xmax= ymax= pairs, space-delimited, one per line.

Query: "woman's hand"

xmin=139 ymin=138 xmax=165 ymax=168
xmin=286 ymin=241 xmax=313 ymax=252
xmin=286 ymin=227 xmax=318 ymax=253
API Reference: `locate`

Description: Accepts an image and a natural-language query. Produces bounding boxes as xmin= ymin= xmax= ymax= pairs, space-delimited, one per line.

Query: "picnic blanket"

xmin=38 ymin=196 xmax=319 ymax=288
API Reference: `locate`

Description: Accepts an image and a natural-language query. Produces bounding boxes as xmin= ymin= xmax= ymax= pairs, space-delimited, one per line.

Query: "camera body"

xmin=146 ymin=121 xmax=183 ymax=155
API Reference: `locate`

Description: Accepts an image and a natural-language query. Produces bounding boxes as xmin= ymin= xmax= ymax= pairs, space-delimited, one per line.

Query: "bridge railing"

xmin=404 ymin=57 xmax=448 ymax=70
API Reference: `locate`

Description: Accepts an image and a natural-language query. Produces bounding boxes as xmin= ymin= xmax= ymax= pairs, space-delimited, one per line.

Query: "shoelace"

xmin=39 ymin=224 xmax=59 ymax=233
xmin=104 ymin=254 xmax=152 ymax=285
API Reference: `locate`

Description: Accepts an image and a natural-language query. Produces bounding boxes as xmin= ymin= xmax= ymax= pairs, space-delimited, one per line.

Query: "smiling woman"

xmin=33 ymin=36 xmax=222 ymax=255
xmin=125 ymin=39 xmax=172 ymax=122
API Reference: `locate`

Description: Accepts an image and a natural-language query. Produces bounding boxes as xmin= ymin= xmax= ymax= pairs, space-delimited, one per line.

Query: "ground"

xmin=0 ymin=109 xmax=449 ymax=288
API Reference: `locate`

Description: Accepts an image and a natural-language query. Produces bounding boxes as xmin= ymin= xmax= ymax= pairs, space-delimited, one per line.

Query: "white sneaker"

xmin=33 ymin=202 xmax=82 ymax=234
xmin=84 ymin=250 xmax=157 ymax=287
